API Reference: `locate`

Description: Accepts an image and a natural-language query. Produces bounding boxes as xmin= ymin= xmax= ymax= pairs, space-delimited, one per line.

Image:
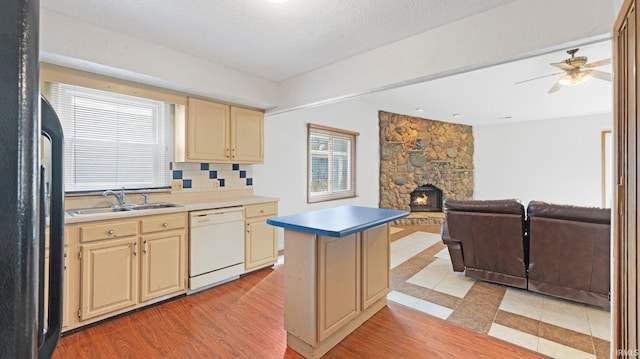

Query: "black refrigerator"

xmin=0 ymin=0 xmax=65 ymax=358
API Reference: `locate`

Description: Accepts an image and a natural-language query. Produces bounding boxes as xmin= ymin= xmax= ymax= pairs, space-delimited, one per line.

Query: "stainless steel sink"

xmin=66 ymin=202 xmax=181 ymax=216
xmin=66 ymin=206 xmax=132 ymax=216
xmin=130 ymin=202 xmax=182 ymax=210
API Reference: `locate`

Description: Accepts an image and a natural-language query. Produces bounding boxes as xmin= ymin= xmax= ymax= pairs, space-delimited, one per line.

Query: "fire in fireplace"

xmin=409 ymin=185 xmax=443 ymax=212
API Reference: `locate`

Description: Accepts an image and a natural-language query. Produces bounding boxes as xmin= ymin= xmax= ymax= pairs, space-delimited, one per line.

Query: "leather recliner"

xmin=527 ymin=201 xmax=611 ymax=307
xmin=441 ymin=199 xmax=528 ymax=289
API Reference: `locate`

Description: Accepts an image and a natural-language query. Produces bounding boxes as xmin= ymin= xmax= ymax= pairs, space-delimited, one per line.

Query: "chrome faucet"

xmin=103 ymin=187 xmax=126 ymax=206
xmin=141 ymin=193 xmax=149 ymax=205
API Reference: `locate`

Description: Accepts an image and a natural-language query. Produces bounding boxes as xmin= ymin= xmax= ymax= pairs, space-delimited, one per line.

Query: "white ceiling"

xmin=363 ymin=39 xmax=613 ymax=126
xmin=40 ymin=0 xmax=613 ymax=125
xmin=40 ymin=0 xmax=516 ymax=82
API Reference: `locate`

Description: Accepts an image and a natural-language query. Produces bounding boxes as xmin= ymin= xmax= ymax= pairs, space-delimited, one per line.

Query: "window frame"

xmin=307 ymin=123 xmax=359 ymax=203
xmin=41 ymin=64 xmax=185 ymax=194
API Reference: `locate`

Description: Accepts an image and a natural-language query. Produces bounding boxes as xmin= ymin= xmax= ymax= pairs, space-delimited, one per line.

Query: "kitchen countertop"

xmin=64 ymin=195 xmax=279 ymax=224
xmin=266 ymin=205 xmax=408 ymax=237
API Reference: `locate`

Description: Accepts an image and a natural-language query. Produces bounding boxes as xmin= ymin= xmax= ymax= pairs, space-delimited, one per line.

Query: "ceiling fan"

xmin=516 ymin=48 xmax=611 ymax=93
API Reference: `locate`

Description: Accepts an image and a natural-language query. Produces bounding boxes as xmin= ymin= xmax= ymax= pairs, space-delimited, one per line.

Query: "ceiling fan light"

xmin=559 ymin=71 xmax=591 ymax=86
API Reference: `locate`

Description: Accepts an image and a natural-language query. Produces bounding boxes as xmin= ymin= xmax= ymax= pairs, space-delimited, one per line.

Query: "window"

xmin=44 ymin=82 xmax=174 ymax=192
xmin=307 ymin=123 xmax=358 ymax=203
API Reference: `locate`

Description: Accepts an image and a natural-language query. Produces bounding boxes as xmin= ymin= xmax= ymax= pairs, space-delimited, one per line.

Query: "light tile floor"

xmin=387 ymin=227 xmax=611 ymax=359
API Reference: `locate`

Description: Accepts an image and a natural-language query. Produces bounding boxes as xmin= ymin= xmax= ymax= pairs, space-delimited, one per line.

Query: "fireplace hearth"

xmin=410 ymin=185 xmax=443 ymax=212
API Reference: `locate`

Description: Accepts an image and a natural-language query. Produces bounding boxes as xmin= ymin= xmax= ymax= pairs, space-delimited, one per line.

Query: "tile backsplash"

xmin=171 ymin=162 xmax=253 ymax=192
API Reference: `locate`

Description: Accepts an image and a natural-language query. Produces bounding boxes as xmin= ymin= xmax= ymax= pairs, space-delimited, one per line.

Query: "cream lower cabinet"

xmin=317 ymin=234 xmax=361 ymax=342
xmin=361 ymin=224 xmax=390 ymax=309
xmin=75 ymin=213 xmax=187 ymax=325
xmin=80 ymin=236 xmax=138 ymax=320
xmin=284 ymin=223 xmax=390 ymax=358
xmin=45 ymin=227 xmax=72 ymax=330
xmin=244 ymin=202 xmax=278 ymax=272
xmin=139 ymin=215 xmax=187 ymax=302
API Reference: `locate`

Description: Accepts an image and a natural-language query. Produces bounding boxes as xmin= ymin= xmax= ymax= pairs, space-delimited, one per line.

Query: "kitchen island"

xmin=267 ymin=206 xmax=408 ymax=358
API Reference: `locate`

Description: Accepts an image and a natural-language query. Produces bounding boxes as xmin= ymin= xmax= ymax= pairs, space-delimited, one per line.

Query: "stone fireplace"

xmin=378 ymin=111 xmax=474 ymax=225
xmin=409 ymin=185 xmax=443 ymax=212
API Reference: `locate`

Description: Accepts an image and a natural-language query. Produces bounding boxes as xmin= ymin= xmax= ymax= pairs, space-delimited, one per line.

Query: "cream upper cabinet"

xmin=186 ymin=98 xmax=229 ymax=162
xmin=231 ymin=106 xmax=264 ymax=163
xmin=176 ymin=97 xmax=264 ymax=164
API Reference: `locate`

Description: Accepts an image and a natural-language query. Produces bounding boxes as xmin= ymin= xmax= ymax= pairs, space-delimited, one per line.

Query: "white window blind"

xmin=307 ymin=123 xmax=358 ymax=203
xmin=44 ymin=81 xmax=174 ymax=192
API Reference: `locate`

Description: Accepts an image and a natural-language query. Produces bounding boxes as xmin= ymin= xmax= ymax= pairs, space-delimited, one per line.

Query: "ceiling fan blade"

xmin=590 ymin=70 xmax=612 ymax=82
xmin=551 ymin=61 xmax=574 ymax=71
xmin=584 ymin=58 xmax=612 ymax=68
xmin=515 ymin=71 xmax=564 ymax=85
xmin=548 ymin=80 xmax=562 ymax=94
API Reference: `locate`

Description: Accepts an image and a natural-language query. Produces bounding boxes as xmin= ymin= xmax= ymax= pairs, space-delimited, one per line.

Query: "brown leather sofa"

xmin=441 ymin=199 xmax=528 ymax=289
xmin=441 ymin=199 xmax=611 ymax=307
xmin=527 ymin=201 xmax=611 ymax=307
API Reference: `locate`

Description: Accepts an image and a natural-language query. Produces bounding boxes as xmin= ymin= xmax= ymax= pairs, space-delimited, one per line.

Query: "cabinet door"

xmin=361 ymin=224 xmax=390 ymax=310
xmin=317 ymin=234 xmax=360 ymax=342
xmin=230 ymin=107 xmax=263 ymax=163
xmin=245 ymin=220 xmax=277 ymax=271
xmin=140 ymin=229 xmax=186 ymax=302
xmin=80 ymin=237 xmax=138 ymax=321
xmin=187 ymin=98 xmax=229 ymax=162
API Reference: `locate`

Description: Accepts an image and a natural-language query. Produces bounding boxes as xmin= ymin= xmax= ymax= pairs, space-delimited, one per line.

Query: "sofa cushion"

xmin=444 ymin=199 xmax=524 ymax=215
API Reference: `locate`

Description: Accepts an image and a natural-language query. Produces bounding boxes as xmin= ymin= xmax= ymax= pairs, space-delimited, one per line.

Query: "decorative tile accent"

xmin=183 ymin=179 xmax=192 ymax=189
xmin=170 ymin=162 xmax=254 ymax=191
xmin=169 ymin=162 xmax=173 ymax=170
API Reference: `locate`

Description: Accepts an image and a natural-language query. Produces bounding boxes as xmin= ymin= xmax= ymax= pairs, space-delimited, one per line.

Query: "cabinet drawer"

xmin=140 ymin=214 xmax=186 ymax=234
xmin=80 ymin=221 xmax=138 ymax=243
xmin=244 ymin=202 xmax=278 ymax=219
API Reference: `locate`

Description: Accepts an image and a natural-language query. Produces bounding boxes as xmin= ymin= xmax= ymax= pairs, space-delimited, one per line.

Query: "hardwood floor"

xmin=54 ymin=263 xmax=546 ymax=358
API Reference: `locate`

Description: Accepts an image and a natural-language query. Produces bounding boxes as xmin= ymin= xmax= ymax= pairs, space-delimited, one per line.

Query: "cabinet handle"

xmin=63 ymin=252 xmax=67 ymax=270
xmin=232 ymin=148 xmax=235 ymax=159
xmin=143 ymin=240 xmax=147 ymax=254
xmin=225 ymin=148 xmax=230 ymax=158
xmin=260 ymin=209 xmax=264 ymax=214
xmin=162 ymin=223 xmax=168 ymax=227
xmin=133 ymin=242 xmax=137 ymax=256
xmin=108 ymin=229 xmax=115 ymax=235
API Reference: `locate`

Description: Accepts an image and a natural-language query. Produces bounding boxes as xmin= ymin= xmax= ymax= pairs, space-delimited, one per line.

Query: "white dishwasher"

xmin=188 ymin=206 xmax=245 ymax=294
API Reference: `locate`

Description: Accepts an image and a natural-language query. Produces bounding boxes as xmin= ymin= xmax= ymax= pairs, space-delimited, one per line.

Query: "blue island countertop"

xmin=266 ymin=206 xmax=409 ymax=238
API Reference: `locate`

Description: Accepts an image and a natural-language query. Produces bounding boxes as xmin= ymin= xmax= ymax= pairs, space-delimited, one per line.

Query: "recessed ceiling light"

xmin=415 ymin=108 xmax=424 ymax=112
xmin=269 ymin=0 xmax=287 ymax=3
xmin=497 ymin=116 xmax=512 ymax=120
xmin=452 ymin=113 xmax=462 ymax=118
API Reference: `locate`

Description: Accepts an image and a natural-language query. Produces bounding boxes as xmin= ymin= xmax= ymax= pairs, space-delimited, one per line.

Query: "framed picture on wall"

xmin=602 ymin=130 xmax=612 ymax=208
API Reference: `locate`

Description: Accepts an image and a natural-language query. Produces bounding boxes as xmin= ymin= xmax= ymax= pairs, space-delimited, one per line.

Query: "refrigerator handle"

xmin=37 ymin=166 xmax=47 ymax=348
xmin=39 ymin=96 xmax=64 ymax=359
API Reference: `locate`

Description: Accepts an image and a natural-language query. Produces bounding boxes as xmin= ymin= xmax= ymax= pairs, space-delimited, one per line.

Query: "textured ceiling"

xmin=41 ymin=0 xmax=516 ymax=82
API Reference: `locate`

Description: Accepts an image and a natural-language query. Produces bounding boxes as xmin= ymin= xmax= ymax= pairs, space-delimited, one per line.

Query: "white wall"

xmin=253 ymin=98 xmax=380 ymax=249
xmin=474 ymin=113 xmax=612 ymax=207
